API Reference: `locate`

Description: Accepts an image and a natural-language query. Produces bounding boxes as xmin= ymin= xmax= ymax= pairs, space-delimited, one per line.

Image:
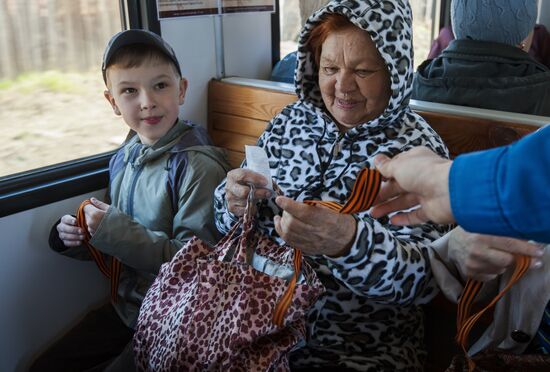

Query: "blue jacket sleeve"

xmin=449 ymin=125 xmax=550 ymax=243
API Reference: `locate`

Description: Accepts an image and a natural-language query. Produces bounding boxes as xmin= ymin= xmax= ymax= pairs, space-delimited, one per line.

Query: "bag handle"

xmin=272 ymin=168 xmax=382 ymax=327
xmin=76 ymin=200 xmax=122 ymax=302
xmin=456 ymin=254 xmax=531 ymax=371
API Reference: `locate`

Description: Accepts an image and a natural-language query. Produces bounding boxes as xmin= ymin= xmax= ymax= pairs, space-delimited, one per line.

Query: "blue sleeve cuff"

xmin=450 ymin=147 xmax=512 ymax=236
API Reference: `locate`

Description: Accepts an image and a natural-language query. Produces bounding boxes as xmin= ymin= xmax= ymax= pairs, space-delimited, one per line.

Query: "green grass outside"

xmin=0 ymin=71 xmax=84 ymax=94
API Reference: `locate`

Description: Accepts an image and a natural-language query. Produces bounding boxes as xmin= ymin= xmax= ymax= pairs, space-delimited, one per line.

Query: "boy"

xmin=30 ymin=29 xmax=228 ymax=371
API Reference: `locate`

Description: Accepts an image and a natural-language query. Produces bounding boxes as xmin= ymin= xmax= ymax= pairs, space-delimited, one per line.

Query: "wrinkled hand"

xmin=371 ymin=147 xmax=453 ymax=225
xmin=225 ymin=168 xmax=273 ymax=217
xmin=57 ymin=214 xmax=85 ymax=247
xmin=83 ymin=197 xmax=110 ymax=236
xmin=274 ymin=196 xmax=357 ymax=257
xmin=448 ymin=227 xmax=544 ymax=282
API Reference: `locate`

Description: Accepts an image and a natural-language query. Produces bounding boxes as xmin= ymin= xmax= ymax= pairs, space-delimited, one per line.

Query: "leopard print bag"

xmin=133 ymin=188 xmax=325 ymax=371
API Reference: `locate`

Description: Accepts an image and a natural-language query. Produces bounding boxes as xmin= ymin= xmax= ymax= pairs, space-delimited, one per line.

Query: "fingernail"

xmin=533 ymin=259 xmax=543 ymax=269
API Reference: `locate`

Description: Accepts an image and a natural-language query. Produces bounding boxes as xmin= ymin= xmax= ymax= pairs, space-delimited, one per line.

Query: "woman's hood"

xmin=295 ymin=0 xmax=414 ymax=127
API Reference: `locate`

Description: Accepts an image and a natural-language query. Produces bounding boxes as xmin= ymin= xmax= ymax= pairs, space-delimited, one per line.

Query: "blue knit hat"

xmin=451 ymin=0 xmax=537 ymax=46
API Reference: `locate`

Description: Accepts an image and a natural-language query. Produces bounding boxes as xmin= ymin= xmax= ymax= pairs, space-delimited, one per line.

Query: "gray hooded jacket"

xmin=51 ymin=120 xmax=229 ymax=328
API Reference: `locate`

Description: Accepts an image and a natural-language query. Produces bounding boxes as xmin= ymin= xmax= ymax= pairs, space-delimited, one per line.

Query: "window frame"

xmin=0 ymin=0 xmax=157 ymax=218
xmin=271 ymin=0 xmax=281 ymax=68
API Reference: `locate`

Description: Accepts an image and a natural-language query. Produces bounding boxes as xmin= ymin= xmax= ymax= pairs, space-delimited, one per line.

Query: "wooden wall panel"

xmin=208 ymin=80 xmax=297 ymax=122
xmin=419 ymin=111 xmax=536 ymax=158
xmin=211 ymin=112 xmax=267 ymax=137
xmin=210 ymin=129 xmax=259 ymax=152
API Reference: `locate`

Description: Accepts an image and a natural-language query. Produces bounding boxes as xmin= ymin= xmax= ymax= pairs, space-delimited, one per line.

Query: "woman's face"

xmin=318 ymin=26 xmax=391 ymax=131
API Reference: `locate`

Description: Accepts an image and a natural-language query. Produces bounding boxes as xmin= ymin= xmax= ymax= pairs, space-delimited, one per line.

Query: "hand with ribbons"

xmin=448 ymin=227 xmax=544 ymax=282
xmin=57 ymin=214 xmax=85 ymax=247
xmin=82 ymin=197 xmax=110 ymax=236
xmin=371 ymin=146 xmax=453 ymax=225
xmin=274 ymin=196 xmax=357 ymax=257
xmin=56 ymin=197 xmax=110 ymax=246
xmin=225 ymin=168 xmax=274 ymax=217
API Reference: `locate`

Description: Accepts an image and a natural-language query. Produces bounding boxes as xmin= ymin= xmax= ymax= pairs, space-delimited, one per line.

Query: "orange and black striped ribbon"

xmin=456 ymin=254 xmax=531 ymax=371
xmin=76 ymin=200 xmax=122 ymax=303
xmin=272 ymin=168 xmax=382 ymax=327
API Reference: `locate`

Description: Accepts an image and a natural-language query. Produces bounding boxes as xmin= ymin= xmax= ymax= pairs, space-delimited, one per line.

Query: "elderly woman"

xmin=214 ymin=0 xmax=449 ymax=370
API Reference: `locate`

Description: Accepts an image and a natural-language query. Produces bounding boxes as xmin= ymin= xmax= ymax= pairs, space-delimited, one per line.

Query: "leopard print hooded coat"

xmin=214 ymin=0 xmax=449 ymax=370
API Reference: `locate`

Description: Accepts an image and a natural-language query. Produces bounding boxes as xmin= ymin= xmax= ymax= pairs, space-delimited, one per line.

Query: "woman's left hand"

xmin=274 ymin=196 xmax=357 ymax=257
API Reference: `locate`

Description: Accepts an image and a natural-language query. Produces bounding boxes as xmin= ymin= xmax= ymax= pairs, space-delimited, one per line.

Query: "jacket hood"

xmin=123 ymin=120 xmax=220 ymax=166
xmin=295 ymin=0 xmax=414 ymax=128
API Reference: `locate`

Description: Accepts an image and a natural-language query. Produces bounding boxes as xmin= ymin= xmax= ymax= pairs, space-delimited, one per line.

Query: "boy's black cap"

xmin=102 ymin=29 xmax=182 ymax=83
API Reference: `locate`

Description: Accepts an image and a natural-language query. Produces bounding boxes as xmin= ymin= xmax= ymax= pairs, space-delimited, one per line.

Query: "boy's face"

xmin=104 ymin=61 xmax=187 ymax=145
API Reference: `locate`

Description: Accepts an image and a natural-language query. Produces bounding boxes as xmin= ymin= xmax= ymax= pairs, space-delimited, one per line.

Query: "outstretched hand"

xmin=370 ymin=147 xmax=454 ymax=225
xmin=83 ymin=197 xmax=110 ymax=236
xmin=274 ymin=196 xmax=356 ymax=257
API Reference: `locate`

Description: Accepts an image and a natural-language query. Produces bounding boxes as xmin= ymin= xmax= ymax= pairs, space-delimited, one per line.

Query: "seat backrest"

xmin=208 ymin=78 xmax=541 ymax=168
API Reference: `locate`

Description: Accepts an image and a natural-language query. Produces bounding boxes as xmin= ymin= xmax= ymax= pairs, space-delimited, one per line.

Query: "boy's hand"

xmin=83 ymin=197 xmax=110 ymax=236
xmin=57 ymin=214 xmax=85 ymax=247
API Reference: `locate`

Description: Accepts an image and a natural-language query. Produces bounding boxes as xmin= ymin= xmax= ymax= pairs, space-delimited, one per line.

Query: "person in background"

xmin=412 ymin=0 xmax=550 ymax=117
xmin=427 ymin=24 xmax=550 ymax=69
xmin=271 ymin=51 xmax=297 ymax=84
xmin=216 ymin=0 xmax=451 ymax=370
xmin=30 ymin=30 xmax=228 ymax=371
xmin=271 ymin=0 xmax=330 ymax=84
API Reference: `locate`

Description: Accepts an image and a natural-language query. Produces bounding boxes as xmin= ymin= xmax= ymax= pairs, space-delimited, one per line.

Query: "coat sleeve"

xmin=324 ymin=215 xmax=447 ymax=305
xmin=90 ymin=151 xmax=227 ymax=274
xmin=450 ymin=125 xmax=550 ymax=243
xmin=322 ymin=132 xmax=451 ymax=305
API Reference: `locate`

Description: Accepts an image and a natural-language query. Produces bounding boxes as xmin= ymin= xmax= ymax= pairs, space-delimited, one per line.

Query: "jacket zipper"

xmin=332 ymin=132 xmax=344 ymax=157
xmin=127 ymin=164 xmax=144 ymax=217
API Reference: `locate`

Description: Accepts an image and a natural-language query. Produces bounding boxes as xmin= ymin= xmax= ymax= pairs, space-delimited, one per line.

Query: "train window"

xmin=0 ymin=0 xmax=125 ymax=179
xmin=277 ymin=0 xmax=440 ymax=69
xmin=410 ymin=0 xmax=440 ymax=68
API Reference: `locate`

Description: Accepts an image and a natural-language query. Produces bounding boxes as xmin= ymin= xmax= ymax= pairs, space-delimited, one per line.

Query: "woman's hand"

xmin=225 ymin=168 xmax=273 ymax=217
xmin=274 ymin=196 xmax=357 ymax=257
xmin=57 ymin=214 xmax=85 ymax=247
xmin=448 ymin=227 xmax=544 ymax=282
xmin=83 ymin=197 xmax=110 ymax=236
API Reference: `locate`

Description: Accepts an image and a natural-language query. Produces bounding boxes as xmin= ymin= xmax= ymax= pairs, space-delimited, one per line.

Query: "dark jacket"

xmin=412 ymin=39 xmax=550 ymax=116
